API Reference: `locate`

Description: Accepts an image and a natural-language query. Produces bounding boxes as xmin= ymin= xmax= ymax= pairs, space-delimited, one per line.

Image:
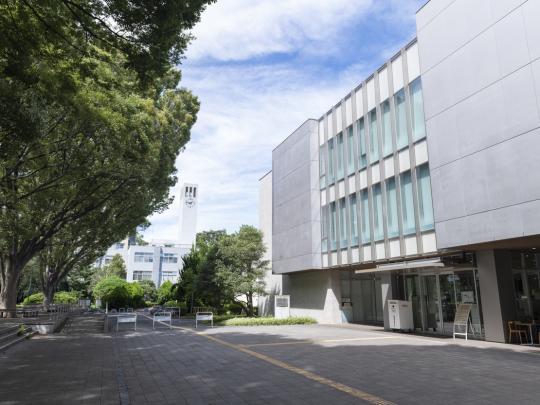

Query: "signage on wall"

xmin=461 ymin=291 xmax=474 ymax=303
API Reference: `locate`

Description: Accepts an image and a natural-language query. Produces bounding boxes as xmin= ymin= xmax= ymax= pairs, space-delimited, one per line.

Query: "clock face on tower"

xmin=185 ymin=197 xmax=195 ymax=208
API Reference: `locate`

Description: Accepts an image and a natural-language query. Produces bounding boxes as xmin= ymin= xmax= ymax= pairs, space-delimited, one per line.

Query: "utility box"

xmin=388 ymin=300 xmax=414 ymax=331
xmin=274 ymin=295 xmax=290 ymax=319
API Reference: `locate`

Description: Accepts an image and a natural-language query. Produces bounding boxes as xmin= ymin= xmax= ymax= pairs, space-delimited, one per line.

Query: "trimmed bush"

xmin=23 ymin=292 xmax=44 ymax=305
xmin=218 ymin=316 xmax=316 ymax=326
xmin=53 ymin=291 xmax=79 ymax=304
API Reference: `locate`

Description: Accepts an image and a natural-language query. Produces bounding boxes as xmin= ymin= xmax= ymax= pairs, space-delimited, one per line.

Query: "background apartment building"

xmin=261 ymin=0 xmax=540 ymax=343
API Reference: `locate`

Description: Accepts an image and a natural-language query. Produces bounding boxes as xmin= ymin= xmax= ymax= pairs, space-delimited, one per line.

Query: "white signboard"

xmin=274 ymin=295 xmax=290 ymax=319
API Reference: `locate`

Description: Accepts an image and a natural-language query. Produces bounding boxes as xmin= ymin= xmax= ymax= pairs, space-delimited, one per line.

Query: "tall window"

xmin=321 ymin=205 xmax=328 ymax=252
xmin=386 ymin=177 xmax=399 ymax=238
xmin=410 ymin=78 xmax=426 ymax=141
xmin=330 ymin=202 xmax=337 ymax=250
xmin=349 ymin=194 xmax=359 ymax=246
xmin=357 ymin=118 xmax=367 ymax=169
xmin=372 ymin=184 xmax=384 ymax=241
xmin=400 ymin=171 xmax=416 ymax=235
xmin=369 ymin=109 xmax=379 ymax=163
xmin=416 ymin=164 xmax=434 ymax=231
xmin=134 ymin=252 xmax=153 ymax=263
xmin=360 ymin=189 xmax=371 ymax=244
xmin=328 ymin=139 xmax=335 ymax=184
xmin=339 ymin=198 xmax=347 ymax=247
xmin=319 ymin=145 xmax=326 ymax=189
xmin=381 ymin=100 xmax=392 ymax=157
xmin=336 ymin=132 xmax=345 ymax=180
xmin=346 ymin=126 xmax=355 ymax=175
xmin=395 ymin=89 xmax=408 ymax=149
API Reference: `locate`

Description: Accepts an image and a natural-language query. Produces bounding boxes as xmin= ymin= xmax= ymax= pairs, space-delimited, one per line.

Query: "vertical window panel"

xmin=410 ymin=78 xmax=426 ymax=141
xmin=321 ymin=205 xmax=328 ymax=252
xmin=347 ymin=126 xmax=355 ymax=175
xmin=319 ymin=145 xmax=326 ymax=189
xmin=328 ymin=139 xmax=335 ymax=184
xmin=349 ymin=194 xmax=359 ymax=246
xmin=360 ymin=190 xmax=371 ymax=244
xmin=330 ymin=202 xmax=337 ymax=250
xmin=369 ymin=109 xmax=379 ymax=163
xmin=417 ymin=164 xmax=434 ymax=231
xmin=373 ymin=184 xmax=384 ymax=241
xmin=395 ymin=89 xmax=408 ymax=149
xmin=336 ymin=132 xmax=344 ymax=180
xmin=382 ymin=100 xmax=392 ymax=157
xmin=357 ymin=118 xmax=367 ymax=169
xmin=386 ymin=177 xmax=399 ymax=238
xmin=339 ymin=198 xmax=347 ymax=247
xmin=400 ymin=171 xmax=416 ymax=235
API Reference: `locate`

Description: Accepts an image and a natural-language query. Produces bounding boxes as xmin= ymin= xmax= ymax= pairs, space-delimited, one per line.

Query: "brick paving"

xmin=1 ymin=316 xmax=540 ymax=404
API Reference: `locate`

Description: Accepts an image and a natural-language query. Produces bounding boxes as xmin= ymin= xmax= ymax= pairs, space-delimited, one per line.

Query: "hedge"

xmin=218 ymin=316 xmax=317 ymax=326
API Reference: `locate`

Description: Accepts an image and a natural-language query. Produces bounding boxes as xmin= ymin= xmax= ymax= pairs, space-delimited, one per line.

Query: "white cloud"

xmin=187 ymin=0 xmax=373 ymax=61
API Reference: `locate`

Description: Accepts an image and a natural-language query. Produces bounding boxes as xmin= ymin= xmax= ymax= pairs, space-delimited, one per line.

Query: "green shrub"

xmin=127 ymin=282 xmax=145 ymax=308
xmin=23 ymin=292 xmax=44 ymax=305
xmin=157 ymin=280 xmax=175 ymax=304
xmin=163 ymin=300 xmax=180 ymax=307
xmin=54 ymin=291 xmax=79 ymax=304
xmin=218 ymin=316 xmax=317 ymax=326
xmin=93 ymin=276 xmax=130 ymax=309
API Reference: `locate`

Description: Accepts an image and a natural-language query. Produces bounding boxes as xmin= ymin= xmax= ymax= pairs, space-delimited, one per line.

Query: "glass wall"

xmin=321 ymin=205 xmax=328 ymax=251
xmin=357 ymin=118 xmax=367 ymax=169
xmin=394 ymin=89 xmax=408 ymax=149
xmin=360 ymin=189 xmax=371 ymax=244
xmin=410 ymin=78 xmax=426 ymax=141
xmin=372 ymin=184 xmax=384 ymax=241
xmin=349 ymin=194 xmax=359 ymax=246
xmin=319 ymin=145 xmax=326 ymax=189
xmin=400 ymin=170 xmax=416 ymax=235
xmin=347 ymin=126 xmax=355 ymax=175
xmin=339 ymin=198 xmax=347 ymax=248
xmin=369 ymin=110 xmax=379 ymax=164
xmin=416 ymin=164 xmax=434 ymax=231
xmin=385 ymin=177 xmax=399 ymax=238
xmin=381 ymin=100 xmax=392 ymax=157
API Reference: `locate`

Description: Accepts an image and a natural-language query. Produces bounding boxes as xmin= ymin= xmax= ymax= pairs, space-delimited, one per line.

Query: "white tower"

xmin=178 ymin=183 xmax=198 ymax=247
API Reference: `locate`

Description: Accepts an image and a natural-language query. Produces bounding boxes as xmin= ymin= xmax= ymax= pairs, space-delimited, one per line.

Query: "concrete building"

xmin=260 ymin=0 xmax=540 ymax=343
xmin=97 ymin=183 xmax=199 ymax=287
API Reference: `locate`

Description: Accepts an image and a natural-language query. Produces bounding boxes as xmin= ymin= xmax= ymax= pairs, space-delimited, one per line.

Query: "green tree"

xmin=137 ymin=280 xmax=157 ymax=302
xmin=93 ymin=276 xmax=130 ymax=309
xmin=216 ymin=226 xmax=268 ymax=317
xmin=91 ymin=254 xmax=127 ymax=288
xmin=157 ymin=280 xmax=175 ymax=305
xmin=0 ymin=1 xmax=211 ymax=315
xmin=61 ymin=266 xmax=95 ymax=299
xmin=126 ymin=282 xmax=145 ymax=309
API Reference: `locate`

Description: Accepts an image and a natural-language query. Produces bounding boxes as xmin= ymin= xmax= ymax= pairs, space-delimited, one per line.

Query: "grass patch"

xmin=217 ymin=316 xmax=316 ymax=326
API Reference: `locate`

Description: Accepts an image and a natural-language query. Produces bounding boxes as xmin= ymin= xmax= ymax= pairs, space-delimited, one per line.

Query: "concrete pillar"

xmin=477 ymin=250 xmax=515 ymax=343
xmin=380 ymin=272 xmax=393 ymax=330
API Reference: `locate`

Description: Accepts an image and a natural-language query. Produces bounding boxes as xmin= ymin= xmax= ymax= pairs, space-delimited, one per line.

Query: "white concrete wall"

xmin=283 ymin=270 xmax=342 ymax=324
xmin=417 ymin=0 xmax=540 ymax=249
xmin=178 ymin=183 xmax=198 ymax=247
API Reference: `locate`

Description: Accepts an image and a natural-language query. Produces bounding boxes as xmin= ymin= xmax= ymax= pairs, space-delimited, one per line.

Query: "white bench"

xmin=153 ymin=312 xmax=172 ymax=330
xmin=195 ymin=312 xmax=213 ymax=328
xmin=116 ymin=314 xmax=137 ymax=331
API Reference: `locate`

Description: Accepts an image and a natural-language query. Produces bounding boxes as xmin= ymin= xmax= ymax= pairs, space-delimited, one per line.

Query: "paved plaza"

xmin=1 ymin=315 xmax=540 ymax=405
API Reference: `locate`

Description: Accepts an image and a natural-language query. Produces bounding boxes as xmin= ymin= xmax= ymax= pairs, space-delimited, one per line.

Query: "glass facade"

xmin=318 ymin=46 xmax=434 ymax=264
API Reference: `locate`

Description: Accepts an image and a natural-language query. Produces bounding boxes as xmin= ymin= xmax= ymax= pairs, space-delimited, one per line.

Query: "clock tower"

xmin=178 ymin=183 xmax=198 ymax=247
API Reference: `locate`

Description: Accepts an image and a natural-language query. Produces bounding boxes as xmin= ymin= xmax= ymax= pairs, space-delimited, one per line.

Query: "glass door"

xmin=421 ymin=275 xmax=441 ymax=332
xmin=405 ymin=275 xmax=423 ymax=330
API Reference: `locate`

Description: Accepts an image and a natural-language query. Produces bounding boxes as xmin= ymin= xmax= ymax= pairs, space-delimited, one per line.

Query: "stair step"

xmin=0 ymin=330 xmax=36 ymax=353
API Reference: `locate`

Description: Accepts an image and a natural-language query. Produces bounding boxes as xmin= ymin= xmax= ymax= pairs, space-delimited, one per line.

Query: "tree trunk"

xmin=246 ymin=292 xmax=253 ymax=317
xmin=0 ymin=259 xmax=21 ymax=317
xmin=42 ymin=266 xmax=58 ymax=311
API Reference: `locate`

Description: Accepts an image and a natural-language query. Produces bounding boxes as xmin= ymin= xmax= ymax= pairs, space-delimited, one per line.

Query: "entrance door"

xmin=421 ymin=275 xmax=441 ymax=332
xmin=351 ymin=276 xmax=383 ymax=324
xmin=405 ymin=275 xmax=423 ymax=330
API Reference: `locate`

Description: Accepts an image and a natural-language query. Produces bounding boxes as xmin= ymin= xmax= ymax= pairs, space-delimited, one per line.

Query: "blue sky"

xmin=142 ymin=0 xmax=425 ymax=240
